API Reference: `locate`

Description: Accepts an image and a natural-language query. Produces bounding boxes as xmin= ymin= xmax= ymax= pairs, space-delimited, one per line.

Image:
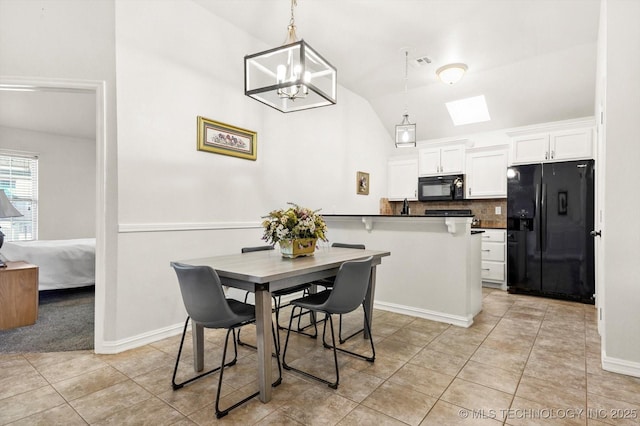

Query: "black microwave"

xmin=418 ymin=175 xmax=465 ymax=201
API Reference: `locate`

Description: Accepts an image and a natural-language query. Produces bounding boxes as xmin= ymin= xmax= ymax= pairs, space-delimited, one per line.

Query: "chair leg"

xmin=172 ymin=317 xmax=237 ymax=390
xmin=338 ymin=311 xmax=364 ymax=344
xmin=323 ymin=303 xmax=375 ymax=363
xmin=277 ymin=292 xmax=318 ymax=339
xmin=283 ymin=308 xmax=339 ymax=389
xmin=215 ymin=322 xmax=282 ymax=419
xmin=215 ymin=328 xmax=258 ymax=418
xmin=235 ymin=291 xmax=252 ymax=348
xmin=237 ymin=295 xmax=281 ymax=357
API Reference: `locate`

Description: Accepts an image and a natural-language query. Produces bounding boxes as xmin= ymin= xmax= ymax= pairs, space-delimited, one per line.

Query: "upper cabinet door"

xmin=387 ymin=158 xmax=418 ymax=200
xmin=418 ymin=148 xmax=441 ymax=176
xmin=440 ymin=145 xmax=465 ymax=174
xmin=511 ymin=134 xmax=549 ymax=164
xmin=510 ymin=125 xmax=594 ymax=165
xmin=418 ymin=145 xmax=465 ymax=176
xmin=466 ymin=148 xmax=508 ymax=199
xmin=549 ymin=128 xmax=593 ymax=161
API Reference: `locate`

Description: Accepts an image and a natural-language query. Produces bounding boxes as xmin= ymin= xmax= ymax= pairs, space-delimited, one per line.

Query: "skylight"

xmin=445 ymin=95 xmax=491 ymax=126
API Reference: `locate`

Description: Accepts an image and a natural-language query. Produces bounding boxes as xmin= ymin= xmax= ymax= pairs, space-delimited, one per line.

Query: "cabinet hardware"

xmin=481 ymin=249 xmax=491 ymax=252
xmin=545 ymin=151 xmax=549 ymax=160
xmin=590 ymin=230 xmax=602 ymax=237
xmin=481 ymin=268 xmax=491 ymax=271
xmin=551 ymin=150 xmax=555 ymax=159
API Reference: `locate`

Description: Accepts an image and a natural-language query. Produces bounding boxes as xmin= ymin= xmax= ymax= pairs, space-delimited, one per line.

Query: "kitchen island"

xmin=321 ymin=214 xmax=482 ymax=327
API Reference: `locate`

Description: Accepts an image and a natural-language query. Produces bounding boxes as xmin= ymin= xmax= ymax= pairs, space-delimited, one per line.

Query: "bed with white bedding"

xmin=2 ymin=239 xmax=95 ymax=291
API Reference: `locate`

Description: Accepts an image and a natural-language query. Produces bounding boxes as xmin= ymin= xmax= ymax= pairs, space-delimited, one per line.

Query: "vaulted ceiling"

xmin=201 ymin=0 xmax=601 ymax=141
xmin=0 ymin=0 xmax=601 ymax=142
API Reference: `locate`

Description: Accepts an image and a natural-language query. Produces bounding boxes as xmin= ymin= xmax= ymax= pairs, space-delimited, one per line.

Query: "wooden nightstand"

xmin=0 ymin=261 xmax=39 ymax=330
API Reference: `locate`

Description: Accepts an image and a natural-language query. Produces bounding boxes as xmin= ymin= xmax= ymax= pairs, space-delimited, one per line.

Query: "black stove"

xmin=424 ymin=209 xmax=473 ymax=217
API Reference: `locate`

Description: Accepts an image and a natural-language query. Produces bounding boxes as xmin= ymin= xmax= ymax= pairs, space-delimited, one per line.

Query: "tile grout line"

xmin=414 ymin=289 xmax=512 ymax=425
xmin=492 ymin=296 xmax=548 ymax=425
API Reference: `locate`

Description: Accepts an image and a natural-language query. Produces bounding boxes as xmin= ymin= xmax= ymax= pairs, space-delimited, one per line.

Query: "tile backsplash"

xmin=380 ymin=198 xmax=507 ymax=229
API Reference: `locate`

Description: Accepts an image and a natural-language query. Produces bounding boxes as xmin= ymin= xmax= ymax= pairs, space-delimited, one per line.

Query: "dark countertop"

xmin=322 ymin=214 xmax=474 ymax=218
xmin=471 ymin=230 xmax=486 ymax=235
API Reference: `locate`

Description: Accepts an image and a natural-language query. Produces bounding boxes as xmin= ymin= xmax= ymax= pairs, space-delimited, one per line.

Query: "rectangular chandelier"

xmin=395 ymin=114 xmax=417 ymax=148
xmin=245 ymin=40 xmax=337 ymax=113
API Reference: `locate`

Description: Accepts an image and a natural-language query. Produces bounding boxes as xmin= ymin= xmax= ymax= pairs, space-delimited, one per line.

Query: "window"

xmin=0 ymin=153 xmax=38 ymax=241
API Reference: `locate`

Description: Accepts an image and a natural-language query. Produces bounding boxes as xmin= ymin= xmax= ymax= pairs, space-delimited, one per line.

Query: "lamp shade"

xmin=0 ymin=190 xmax=22 ymax=218
xmin=245 ymin=40 xmax=337 ymax=113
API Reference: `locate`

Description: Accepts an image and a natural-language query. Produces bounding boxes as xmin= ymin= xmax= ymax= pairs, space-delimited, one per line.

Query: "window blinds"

xmin=0 ymin=153 xmax=38 ymax=241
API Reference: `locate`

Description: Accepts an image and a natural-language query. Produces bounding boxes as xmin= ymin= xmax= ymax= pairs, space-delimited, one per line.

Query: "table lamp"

xmin=0 ymin=190 xmax=23 ymax=268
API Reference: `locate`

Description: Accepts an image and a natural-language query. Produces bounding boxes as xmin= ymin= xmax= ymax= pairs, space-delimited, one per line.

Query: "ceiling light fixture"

xmin=436 ymin=63 xmax=468 ymax=85
xmin=395 ymin=50 xmax=416 ymax=148
xmin=244 ymin=0 xmax=337 ymax=113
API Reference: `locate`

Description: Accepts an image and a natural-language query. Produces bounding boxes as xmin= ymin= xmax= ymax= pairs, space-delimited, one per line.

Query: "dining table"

xmin=177 ymin=246 xmax=390 ymax=403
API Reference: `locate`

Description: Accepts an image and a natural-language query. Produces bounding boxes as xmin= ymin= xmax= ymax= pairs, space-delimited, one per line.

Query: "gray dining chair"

xmin=282 ymin=256 xmax=376 ymax=389
xmin=236 ymin=245 xmax=316 ymax=351
xmin=170 ymin=262 xmax=282 ymax=419
xmin=312 ymin=242 xmax=367 ymax=343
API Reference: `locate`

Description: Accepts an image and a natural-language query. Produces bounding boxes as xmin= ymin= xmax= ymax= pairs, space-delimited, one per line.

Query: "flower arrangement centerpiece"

xmin=262 ymin=203 xmax=328 ymax=258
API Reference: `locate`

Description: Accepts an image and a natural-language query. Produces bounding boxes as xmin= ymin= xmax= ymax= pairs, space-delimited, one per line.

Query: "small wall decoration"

xmin=356 ymin=171 xmax=370 ymax=195
xmin=197 ymin=116 xmax=257 ymax=161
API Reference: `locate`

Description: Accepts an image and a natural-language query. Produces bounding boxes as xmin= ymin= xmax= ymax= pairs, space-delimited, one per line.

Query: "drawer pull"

xmin=481 ymin=249 xmax=491 ymax=252
xmin=481 ymin=268 xmax=491 ymax=271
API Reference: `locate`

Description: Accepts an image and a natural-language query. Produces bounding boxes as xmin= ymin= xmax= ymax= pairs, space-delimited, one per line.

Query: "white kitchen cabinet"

xmin=479 ymin=229 xmax=506 ymax=289
xmin=550 ymin=128 xmax=593 ymax=161
xmin=387 ymin=158 xmax=418 ymax=200
xmin=511 ymin=127 xmax=593 ymax=164
xmin=418 ymin=145 xmax=464 ymax=176
xmin=465 ymin=147 xmax=508 ymax=199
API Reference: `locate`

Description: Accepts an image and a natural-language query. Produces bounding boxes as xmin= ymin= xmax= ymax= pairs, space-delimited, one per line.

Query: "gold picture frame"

xmin=197 ymin=116 xmax=257 ymax=161
xmin=356 ymin=171 xmax=370 ymax=195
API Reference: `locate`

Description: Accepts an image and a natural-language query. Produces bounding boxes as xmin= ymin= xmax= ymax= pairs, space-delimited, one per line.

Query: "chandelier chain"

xmin=403 ymin=50 xmax=409 ymax=116
xmin=289 ymin=0 xmax=297 ymax=26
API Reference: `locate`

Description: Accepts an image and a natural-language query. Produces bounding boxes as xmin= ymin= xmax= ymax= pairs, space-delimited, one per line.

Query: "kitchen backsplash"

xmin=380 ymin=198 xmax=507 ymax=229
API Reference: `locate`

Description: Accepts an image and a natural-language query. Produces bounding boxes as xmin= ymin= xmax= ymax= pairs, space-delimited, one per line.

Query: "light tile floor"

xmin=2 ymin=288 xmax=640 ymax=425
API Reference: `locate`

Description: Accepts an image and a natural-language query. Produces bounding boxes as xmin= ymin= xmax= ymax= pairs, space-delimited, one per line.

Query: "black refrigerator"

xmin=507 ymin=160 xmax=595 ymax=303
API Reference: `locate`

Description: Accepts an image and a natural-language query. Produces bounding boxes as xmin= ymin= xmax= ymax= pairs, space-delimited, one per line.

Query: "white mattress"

xmin=2 ymin=238 xmax=96 ymax=291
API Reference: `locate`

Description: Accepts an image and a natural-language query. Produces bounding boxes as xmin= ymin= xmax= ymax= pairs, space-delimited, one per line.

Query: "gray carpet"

xmin=0 ymin=285 xmax=94 ymax=353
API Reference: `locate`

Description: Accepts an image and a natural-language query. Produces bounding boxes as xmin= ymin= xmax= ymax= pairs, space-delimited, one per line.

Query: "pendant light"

xmin=395 ymin=50 xmax=416 ymax=147
xmin=244 ymin=0 xmax=337 ymax=113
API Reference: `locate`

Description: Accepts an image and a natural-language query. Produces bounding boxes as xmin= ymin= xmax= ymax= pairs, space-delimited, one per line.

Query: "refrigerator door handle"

xmin=541 ymin=183 xmax=547 ymax=252
xmin=534 ymin=183 xmax=541 ymax=252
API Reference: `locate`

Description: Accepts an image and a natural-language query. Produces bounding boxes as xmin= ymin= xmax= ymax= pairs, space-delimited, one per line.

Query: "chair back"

xmin=331 ymin=242 xmax=365 ymax=250
xmin=323 ymin=256 xmax=373 ymax=314
xmin=241 ymin=245 xmax=274 ymax=253
xmin=170 ymin=262 xmax=251 ymax=327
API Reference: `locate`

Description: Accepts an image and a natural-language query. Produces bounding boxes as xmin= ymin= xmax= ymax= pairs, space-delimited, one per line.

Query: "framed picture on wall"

xmin=356 ymin=171 xmax=370 ymax=195
xmin=197 ymin=116 xmax=257 ymax=161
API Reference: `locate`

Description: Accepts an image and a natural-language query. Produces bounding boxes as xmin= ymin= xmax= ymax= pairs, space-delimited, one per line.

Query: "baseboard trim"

xmin=95 ymin=298 xmax=475 ymax=354
xmin=95 ymin=322 xmax=184 ymax=354
xmin=374 ymin=301 xmax=474 ymax=328
xmin=601 ymin=351 xmax=640 ymax=378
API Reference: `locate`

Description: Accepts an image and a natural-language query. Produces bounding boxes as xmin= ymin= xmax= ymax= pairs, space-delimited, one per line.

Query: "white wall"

xmin=111 ymin=0 xmax=392 ymax=344
xmin=0 ymin=126 xmax=96 ymax=239
xmin=601 ymin=0 xmax=640 ymax=376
